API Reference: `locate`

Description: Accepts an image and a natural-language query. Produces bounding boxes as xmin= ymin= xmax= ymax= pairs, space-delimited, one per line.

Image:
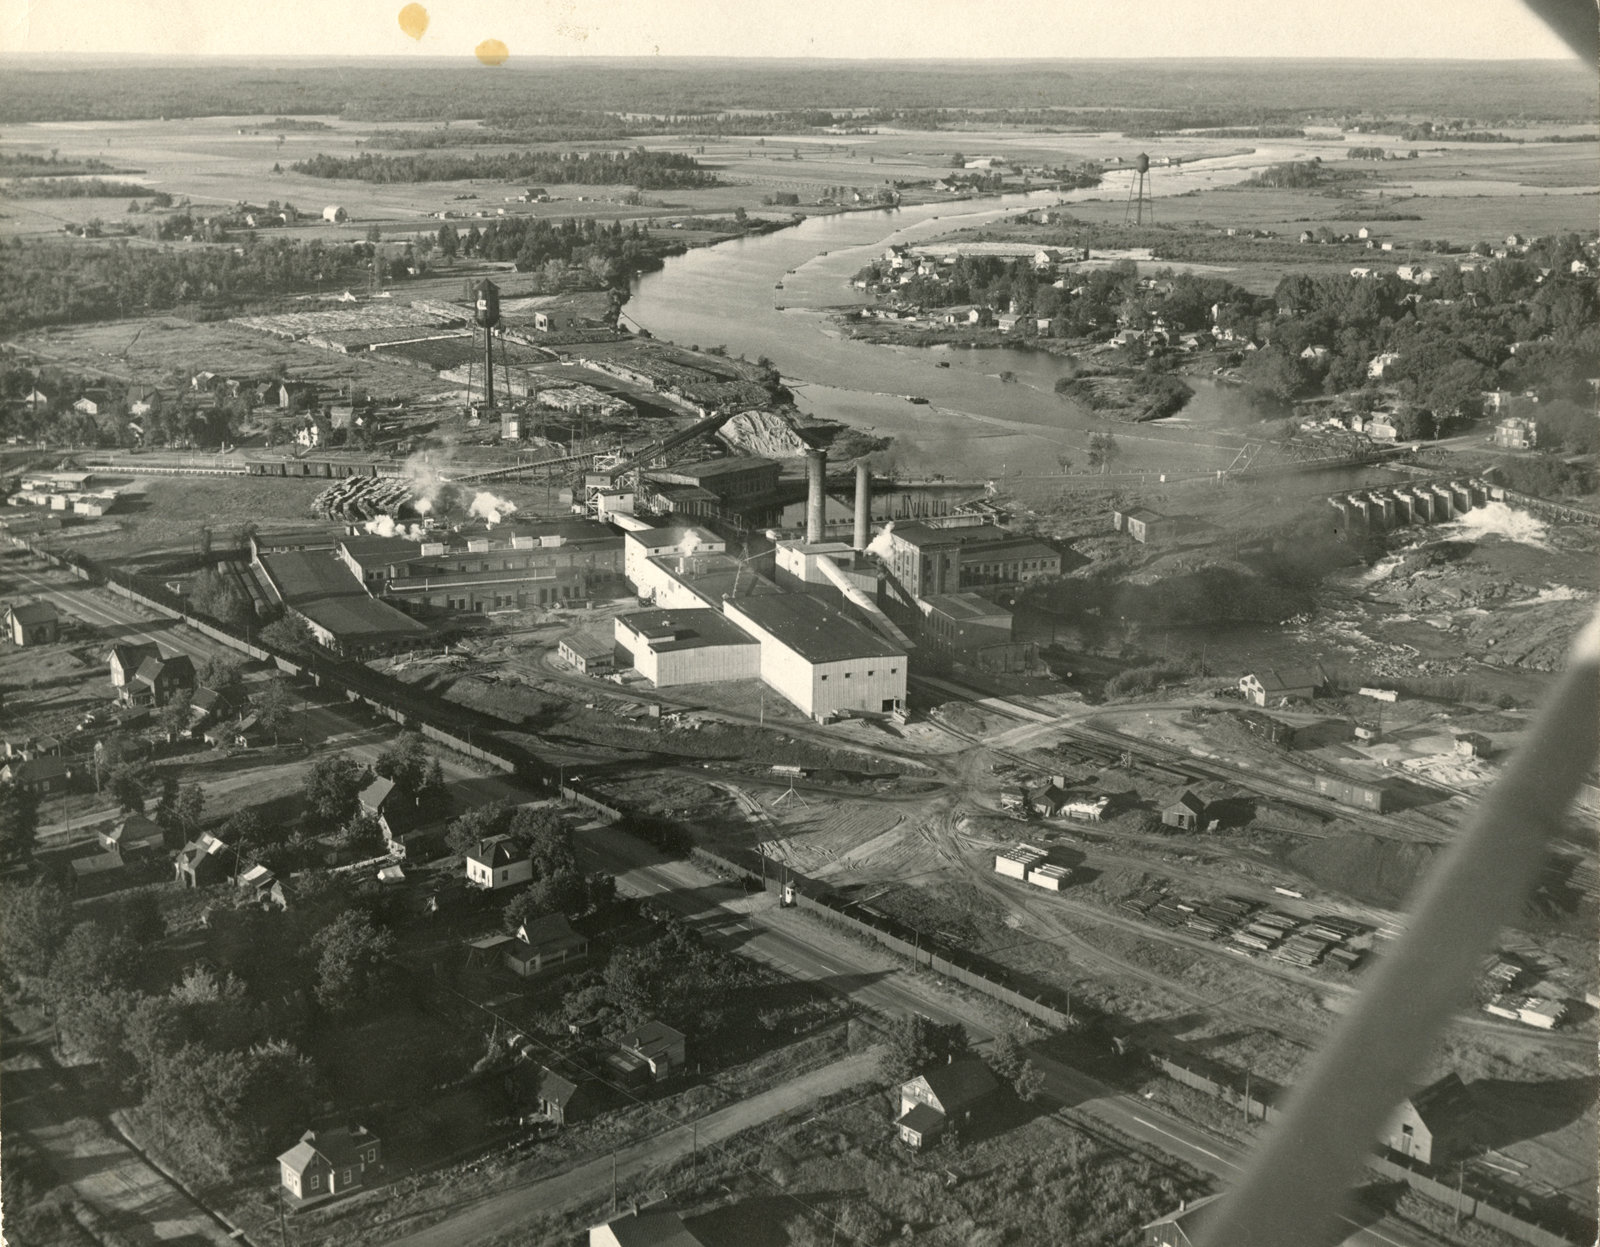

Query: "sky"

xmin=0 ymin=0 xmax=1578 ymax=60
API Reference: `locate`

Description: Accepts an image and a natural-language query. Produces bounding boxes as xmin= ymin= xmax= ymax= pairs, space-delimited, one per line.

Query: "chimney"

xmin=853 ymin=461 xmax=871 ymax=552
xmin=805 ymin=448 xmax=827 ymax=545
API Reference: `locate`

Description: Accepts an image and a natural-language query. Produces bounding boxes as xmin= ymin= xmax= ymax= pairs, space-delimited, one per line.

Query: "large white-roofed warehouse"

xmin=614 ymin=608 xmax=761 ymax=687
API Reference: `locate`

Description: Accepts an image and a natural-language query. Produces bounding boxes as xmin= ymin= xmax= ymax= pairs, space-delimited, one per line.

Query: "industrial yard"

xmin=1 ymin=47 xmax=1596 ymax=1247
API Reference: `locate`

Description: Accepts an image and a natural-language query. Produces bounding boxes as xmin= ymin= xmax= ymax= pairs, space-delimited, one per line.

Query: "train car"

xmin=1314 ymin=775 xmax=1387 ymax=813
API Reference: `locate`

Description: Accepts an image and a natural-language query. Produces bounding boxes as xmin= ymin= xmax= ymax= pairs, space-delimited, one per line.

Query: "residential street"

xmin=384 ymin=1050 xmax=880 ymax=1247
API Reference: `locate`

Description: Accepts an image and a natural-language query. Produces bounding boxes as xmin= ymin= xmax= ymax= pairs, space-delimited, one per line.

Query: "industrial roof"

xmin=628 ymin=524 xmax=722 ymax=551
xmin=338 ymin=535 xmax=425 ymax=566
xmin=885 ymin=522 xmax=964 ymax=548
xmin=997 ymin=843 xmax=1049 ymax=865
xmin=260 ymin=550 xmax=372 ymax=605
xmin=726 ymin=592 xmax=905 ymax=664
xmin=657 ymin=456 xmax=778 ymax=479
xmin=295 ymin=595 xmax=429 ymax=641
xmin=560 ymin=631 xmax=615 ymax=661
xmin=618 ymin=608 xmax=758 ymax=653
xmin=960 ymin=536 xmax=1060 ymax=562
xmin=922 ymin=592 xmax=1012 ymax=622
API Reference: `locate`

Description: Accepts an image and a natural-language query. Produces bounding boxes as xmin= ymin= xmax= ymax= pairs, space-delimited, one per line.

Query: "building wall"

xmin=467 ymin=856 xmax=533 ymax=889
xmin=623 ymin=531 xmax=726 ymax=589
xmin=1383 ymin=1101 xmax=1434 ymax=1165
xmin=923 ymin=606 xmax=1012 ymax=655
xmin=651 ymin=641 xmax=760 ymax=687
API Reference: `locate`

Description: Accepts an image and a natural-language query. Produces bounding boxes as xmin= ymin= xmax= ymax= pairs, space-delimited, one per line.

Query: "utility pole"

xmin=1243 ymin=1069 xmax=1251 ymax=1125
xmin=611 ymin=1151 xmax=617 ymax=1215
xmin=1455 ymin=1161 xmax=1464 ymax=1227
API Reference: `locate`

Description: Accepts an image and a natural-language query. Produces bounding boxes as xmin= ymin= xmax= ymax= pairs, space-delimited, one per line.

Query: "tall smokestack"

xmin=853 ymin=462 xmax=870 ymax=552
xmin=806 ymin=448 xmax=827 ymax=544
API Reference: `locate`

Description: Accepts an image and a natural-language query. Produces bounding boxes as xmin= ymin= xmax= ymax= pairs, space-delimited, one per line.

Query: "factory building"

xmin=639 ymin=456 xmax=784 ymax=525
xmin=723 ymin=592 xmax=906 ymax=722
xmin=254 ymin=549 xmax=430 ymax=657
xmin=338 ymin=520 xmax=623 ymax=615
xmin=621 ymin=522 xmax=784 ymax=611
xmin=881 ymin=523 xmax=1062 ymax=596
xmin=920 ymin=593 xmax=1014 ymax=658
xmin=614 ymin=608 xmax=761 ymax=687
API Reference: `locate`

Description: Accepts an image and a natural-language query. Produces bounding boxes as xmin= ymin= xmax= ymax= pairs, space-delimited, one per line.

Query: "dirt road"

xmin=2 ymin=1024 xmax=245 ymax=1247
xmin=384 ymin=1050 xmax=880 ymax=1247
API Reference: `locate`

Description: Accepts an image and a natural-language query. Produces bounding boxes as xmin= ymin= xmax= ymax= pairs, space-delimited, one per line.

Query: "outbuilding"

xmin=6 ymin=601 xmax=60 ymax=647
xmin=1161 ymin=789 xmax=1208 ymax=832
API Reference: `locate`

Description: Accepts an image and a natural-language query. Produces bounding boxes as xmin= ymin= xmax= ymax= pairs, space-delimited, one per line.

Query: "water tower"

xmin=471 ymin=278 xmax=502 ymax=414
xmin=1123 ymin=152 xmax=1154 ymax=225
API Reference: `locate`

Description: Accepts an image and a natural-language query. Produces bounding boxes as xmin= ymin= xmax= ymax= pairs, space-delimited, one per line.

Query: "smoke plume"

xmin=364 ymin=515 xmax=425 ymax=540
xmin=470 ymin=490 xmax=518 ymax=527
xmin=865 ymin=521 xmax=896 ymax=561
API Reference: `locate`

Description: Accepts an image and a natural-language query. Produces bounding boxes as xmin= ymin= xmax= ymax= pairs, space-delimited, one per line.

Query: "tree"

xmin=253 ymin=677 xmax=293 ymax=744
xmin=990 ymin=1031 xmax=1027 ymax=1080
xmin=261 ymin=614 xmax=313 ymax=655
xmin=219 ymin=808 xmax=272 ymax=856
xmin=176 ymin=784 xmax=205 ymax=837
xmin=1085 ymin=432 xmax=1121 ymax=474
xmin=0 ymin=881 xmax=75 ymax=980
xmin=445 ymin=801 xmax=515 ymax=857
xmin=160 ymin=696 xmax=192 ymax=741
xmin=109 ymin=765 xmax=147 ymax=814
xmin=501 ymin=866 xmax=591 ymax=932
xmin=417 ymin=758 xmax=447 ymax=816
xmin=114 ymin=891 xmax=167 ymax=946
xmin=197 ymin=656 xmax=245 ymax=691
xmin=302 ymin=754 xmax=365 ymax=830
xmin=310 ymin=910 xmax=395 ymax=1014
xmin=1013 ymin=1059 xmax=1046 ymax=1103
xmin=338 ymin=810 xmax=385 ymax=858
xmin=374 ymin=733 xmax=430 ymax=800
xmin=0 ymin=783 xmax=40 ymax=865
xmin=509 ymin=805 xmax=576 ymax=878
xmin=881 ymin=1013 xmax=969 ymax=1083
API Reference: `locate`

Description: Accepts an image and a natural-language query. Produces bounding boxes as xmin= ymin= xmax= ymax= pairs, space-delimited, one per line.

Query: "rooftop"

xmin=627 ymin=524 xmax=723 ymax=551
xmin=916 ymin=1058 xmax=1000 ymax=1113
xmin=8 ymin=601 xmax=59 ymax=625
xmin=260 ymin=550 xmax=371 ymax=605
xmin=338 ymin=535 xmax=425 ymax=565
xmin=560 ymin=631 xmax=615 ymax=661
xmin=923 ymin=592 xmax=1012 ymax=622
xmin=296 ymin=595 xmax=430 ymax=641
xmin=655 ymin=456 xmax=778 ymax=480
xmin=726 ymin=592 xmax=905 ymax=664
xmin=594 ymin=1209 xmax=707 ymax=1247
xmin=618 ymin=608 xmax=758 ymax=653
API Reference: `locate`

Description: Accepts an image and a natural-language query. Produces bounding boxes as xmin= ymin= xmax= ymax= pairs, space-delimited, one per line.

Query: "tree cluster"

xmin=292 ymin=147 xmax=717 ymax=189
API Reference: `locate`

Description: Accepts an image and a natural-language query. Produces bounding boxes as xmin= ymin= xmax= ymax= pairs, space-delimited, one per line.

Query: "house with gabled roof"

xmin=277 ymin=1125 xmax=381 ymax=1206
xmin=1239 ymin=663 xmax=1329 ymax=708
xmin=99 ymin=812 xmax=167 ymax=859
xmin=517 ymin=1065 xmax=596 ymax=1127
xmin=1383 ymin=1072 xmax=1479 ymax=1166
xmin=174 ymin=832 xmax=231 ymax=887
xmin=613 ymin=1019 xmax=686 ymax=1082
xmin=126 ymin=652 xmax=196 ymax=707
xmin=896 ymin=1058 xmax=999 ymax=1147
xmin=589 ymin=1207 xmax=708 ymax=1247
xmin=109 ymin=642 xmax=162 ymax=689
xmin=465 ymin=834 xmax=532 ymax=890
xmin=503 ymin=913 xmax=589 ymax=978
xmin=1142 ymin=1194 xmax=1225 ymax=1246
xmin=2 ymin=755 xmax=73 ymax=794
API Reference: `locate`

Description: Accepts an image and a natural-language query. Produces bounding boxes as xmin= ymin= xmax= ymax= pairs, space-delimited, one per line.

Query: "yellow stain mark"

xmin=397 ymin=3 xmax=428 ymax=40
xmin=475 ymin=38 xmax=510 ymax=65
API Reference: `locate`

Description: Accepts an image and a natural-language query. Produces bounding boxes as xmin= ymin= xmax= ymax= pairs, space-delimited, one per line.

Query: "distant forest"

xmin=288 ymin=148 xmax=718 ymax=188
xmin=0 ymin=59 xmax=1593 ymax=124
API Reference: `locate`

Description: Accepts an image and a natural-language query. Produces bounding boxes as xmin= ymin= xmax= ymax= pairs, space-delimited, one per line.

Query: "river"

xmin=625 ymin=146 xmax=1292 ymax=475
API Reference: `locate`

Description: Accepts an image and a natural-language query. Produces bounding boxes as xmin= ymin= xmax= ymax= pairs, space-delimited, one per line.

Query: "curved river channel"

xmin=625 ymin=145 xmax=1289 ymax=476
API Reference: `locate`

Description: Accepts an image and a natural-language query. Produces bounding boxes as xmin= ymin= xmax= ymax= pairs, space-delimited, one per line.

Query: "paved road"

xmin=385 ymin=1051 xmax=880 ymax=1247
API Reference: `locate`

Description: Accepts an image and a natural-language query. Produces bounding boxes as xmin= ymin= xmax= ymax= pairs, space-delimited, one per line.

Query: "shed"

xmin=1160 ymin=789 xmax=1208 ymax=832
xmin=6 ymin=601 xmax=61 ymax=647
xmin=558 ymin=632 xmax=616 ymax=675
xmin=1382 ymin=1072 xmax=1478 ymax=1166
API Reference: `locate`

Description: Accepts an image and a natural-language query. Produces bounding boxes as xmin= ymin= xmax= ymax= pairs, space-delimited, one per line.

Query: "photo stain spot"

xmin=397 ymin=3 xmax=428 ymax=40
xmin=475 ymin=38 xmax=509 ymax=65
